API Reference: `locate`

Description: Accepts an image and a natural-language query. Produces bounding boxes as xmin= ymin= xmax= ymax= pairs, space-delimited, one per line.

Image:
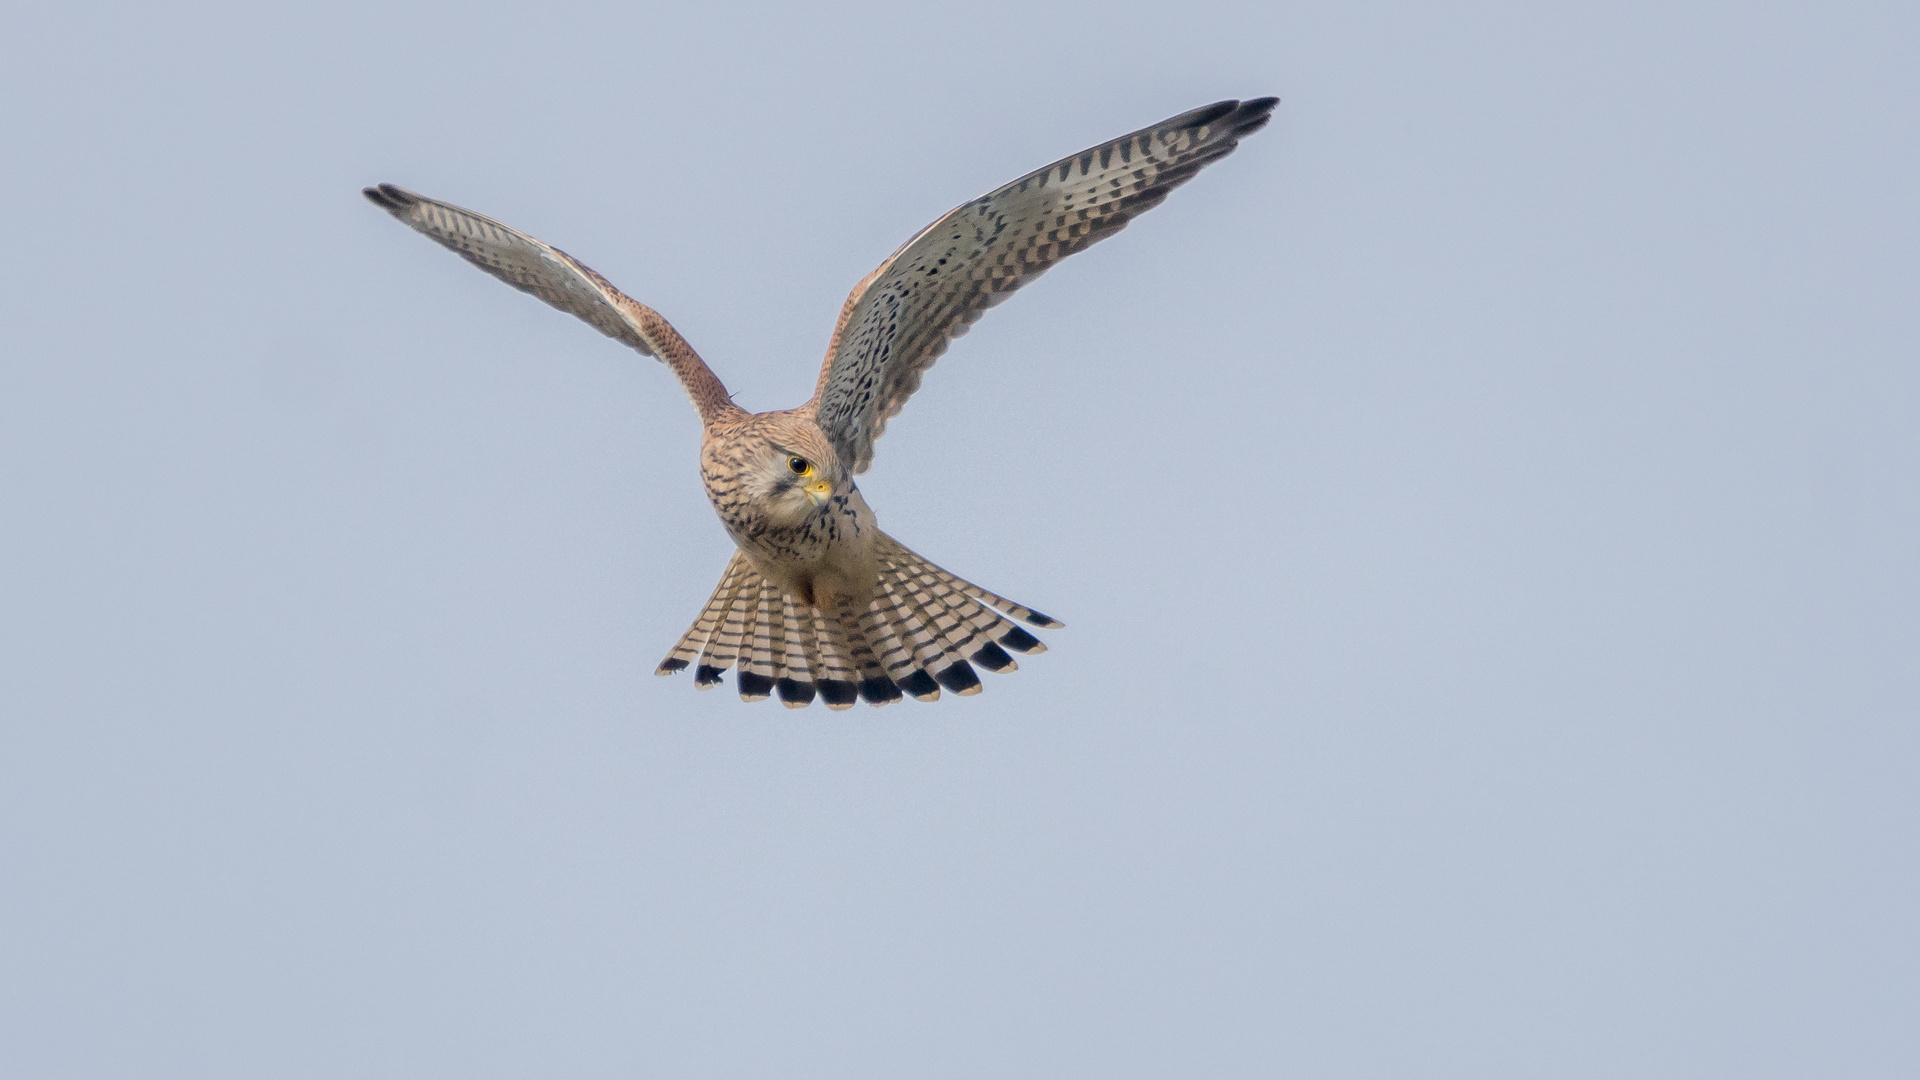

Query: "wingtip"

xmin=1183 ymin=100 xmax=1240 ymax=128
xmin=361 ymin=182 xmax=415 ymax=212
xmin=1174 ymin=97 xmax=1278 ymax=131
xmin=1232 ymin=97 xmax=1280 ymax=134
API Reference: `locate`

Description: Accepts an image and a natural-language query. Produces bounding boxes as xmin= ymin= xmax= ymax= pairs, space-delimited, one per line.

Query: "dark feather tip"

xmin=970 ymin=641 xmax=1014 ymax=672
xmin=1181 ymin=100 xmax=1239 ymax=129
xmin=818 ymin=679 xmax=859 ymax=707
xmin=776 ymin=677 xmax=816 ymax=706
xmin=1232 ymin=100 xmax=1278 ymax=131
xmin=362 ymin=184 xmax=409 ymax=210
xmin=1025 ymin=610 xmax=1063 ymax=629
xmin=934 ymin=660 xmax=982 ymax=695
xmin=737 ymin=670 xmax=774 ymax=700
xmin=657 ymin=658 xmax=689 ymax=674
xmin=998 ymin=626 xmax=1043 ymax=653
xmin=694 ymin=664 xmax=727 ymax=687
xmin=859 ymin=676 xmax=903 ymax=705
xmin=897 ymin=669 xmax=940 ymax=700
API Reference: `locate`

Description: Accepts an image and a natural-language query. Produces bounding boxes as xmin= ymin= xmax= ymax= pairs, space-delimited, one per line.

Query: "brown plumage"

xmin=364 ymin=97 xmax=1277 ymax=706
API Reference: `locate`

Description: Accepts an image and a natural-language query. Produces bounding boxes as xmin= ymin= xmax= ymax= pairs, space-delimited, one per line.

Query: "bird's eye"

xmin=787 ymin=456 xmax=812 ymax=476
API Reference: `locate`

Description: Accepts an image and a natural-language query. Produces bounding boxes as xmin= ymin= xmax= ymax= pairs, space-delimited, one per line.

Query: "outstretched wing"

xmin=363 ymin=184 xmax=737 ymax=425
xmin=808 ymin=97 xmax=1277 ymax=473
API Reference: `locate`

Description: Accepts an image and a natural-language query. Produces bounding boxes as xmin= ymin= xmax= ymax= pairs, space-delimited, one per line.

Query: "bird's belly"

xmin=724 ymin=492 xmax=881 ymax=611
xmin=741 ymin=532 xmax=878 ymax=611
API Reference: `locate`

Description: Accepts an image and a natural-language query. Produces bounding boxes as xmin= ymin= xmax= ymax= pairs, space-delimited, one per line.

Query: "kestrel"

xmin=365 ymin=97 xmax=1277 ymax=708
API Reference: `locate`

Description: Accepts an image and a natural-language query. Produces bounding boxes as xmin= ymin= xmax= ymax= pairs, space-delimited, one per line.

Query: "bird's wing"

xmin=807 ymin=97 xmax=1277 ymax=473
xmin=363 ymin=184 xmax=737 ymax=424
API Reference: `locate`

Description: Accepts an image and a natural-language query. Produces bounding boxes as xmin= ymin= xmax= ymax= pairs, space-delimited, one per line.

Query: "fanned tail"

xmin=655 ymin=534 xmax=1060 ymax=708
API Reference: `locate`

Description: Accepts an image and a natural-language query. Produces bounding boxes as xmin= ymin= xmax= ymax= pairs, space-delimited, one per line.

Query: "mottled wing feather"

xmin=363 ymin=183 xmax=736 ymax=423
xmin=809 ymin=97 xmax=1277 ymax=473
xmin=364 ymin=183 xmax=664 ymax=352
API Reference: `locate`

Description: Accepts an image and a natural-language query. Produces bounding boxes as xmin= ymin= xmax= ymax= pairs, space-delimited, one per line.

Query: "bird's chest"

xmin=725 ymin=498 xmax=857 ymax=563
xmin=711 ymin=485 xmax=881 ymax=609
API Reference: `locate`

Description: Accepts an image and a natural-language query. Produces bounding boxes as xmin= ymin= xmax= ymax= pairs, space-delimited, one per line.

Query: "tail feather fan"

xmin=655 ymin=533 xmax=1056 ymax=707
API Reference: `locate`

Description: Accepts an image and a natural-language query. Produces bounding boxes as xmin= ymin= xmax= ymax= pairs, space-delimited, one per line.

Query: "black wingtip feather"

xmin=1181 ymin=100 xmax=1240 ymax=129
xmin=1024 ymin=610 xmax=1063 ymax=629
xmin=362 ymin=184 xmax=413 ymax=211
xmin=695 ymin=664 xmax=726 ymax=687
xmin=1169 ymin=97 xmax=1277 ymax=145
xmin=1227 ymin=98 xmax=1279 ymax=137
xmin=657 ymin=658 xmax=689 ymax=674
xmin=776 ymin=677 xmax=816 ymax=706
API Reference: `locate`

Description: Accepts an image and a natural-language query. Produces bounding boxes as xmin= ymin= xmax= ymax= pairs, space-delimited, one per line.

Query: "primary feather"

xmin=808 ymin=98 xmax=1277 ymax=473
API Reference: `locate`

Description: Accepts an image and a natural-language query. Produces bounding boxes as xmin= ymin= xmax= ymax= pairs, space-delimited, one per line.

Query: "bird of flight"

xmin=366 ymin=97 xmax=1277 ymax=708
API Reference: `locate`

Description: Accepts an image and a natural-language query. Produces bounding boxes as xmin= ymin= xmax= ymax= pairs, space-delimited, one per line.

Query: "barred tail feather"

xmin=878 ymin=554 xmax=982 ymax=695
xmin=655 ymin=551 xmax=750 ymax=678
xmin=839 ymin=599 xmax=904 ymax=706
xmin=807 ymin=604 xmax=862 ymax=708
xmin=656 ymin=534 xmax=1057 ymax=707
xmin=738 ymin=582 xmax=781 ymax=702
xmin=867 ymin=552 xmax=987 ymax=699
xmin=876 ymin=535 xmax=1054 ymax=671
xmin=869 ymin=576 xmax=945 ymax=701
xmin=775 ymin=591 xmax=819 ymax=708
xmin=888 ymin=538 xmax=1063 ymax=633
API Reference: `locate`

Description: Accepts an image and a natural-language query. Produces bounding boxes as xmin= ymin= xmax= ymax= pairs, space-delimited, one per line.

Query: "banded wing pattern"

xmin=809 ymin=97 xmax=1278 ymax=473
xmin=362 ymin=183 xmax=736 ymax=423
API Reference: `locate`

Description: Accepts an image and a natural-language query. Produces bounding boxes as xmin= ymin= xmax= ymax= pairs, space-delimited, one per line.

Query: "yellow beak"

xmin=804 ymin=479 xmax=833 ymax=505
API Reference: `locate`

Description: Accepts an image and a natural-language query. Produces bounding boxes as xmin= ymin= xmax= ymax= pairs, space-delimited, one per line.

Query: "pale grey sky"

xmin=2 ymin=1 xmax=1916 ymax=1077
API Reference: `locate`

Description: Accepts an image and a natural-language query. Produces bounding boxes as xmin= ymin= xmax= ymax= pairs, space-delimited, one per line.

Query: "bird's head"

xmin=735 ymin=416 xmax=846 ymax=520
